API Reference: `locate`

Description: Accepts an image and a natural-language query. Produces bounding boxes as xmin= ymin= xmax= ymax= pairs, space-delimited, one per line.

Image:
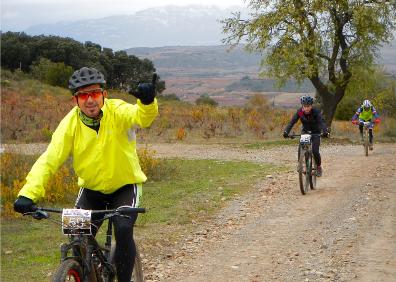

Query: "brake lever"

xmin=23 ymin=210 xmax=49 ymax=220
xmin=103 ymin=212 xmax=131 ymax=220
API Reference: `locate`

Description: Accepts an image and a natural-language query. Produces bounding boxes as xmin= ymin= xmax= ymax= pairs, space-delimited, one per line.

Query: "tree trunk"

xmin=318 ymin=88 xmax=345 ymax=129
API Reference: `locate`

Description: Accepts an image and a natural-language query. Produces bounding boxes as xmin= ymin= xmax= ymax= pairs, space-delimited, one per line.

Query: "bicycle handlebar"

xmin=288 ymin=133 xmax=323 ymax=138
xmin=38 ymin=206 xmax=145 ymax=213
xmin=26 ymin=206 xmax=146 ymax=219
xmin=359 ymin=121 xmax=372 ymax=127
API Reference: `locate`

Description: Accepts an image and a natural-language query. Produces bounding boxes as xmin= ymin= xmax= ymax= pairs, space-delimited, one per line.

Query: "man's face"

xmin=74 ymin=84 xmax=107 ymax=118
xmin=302 ymin=104 xmax=312 ymax=114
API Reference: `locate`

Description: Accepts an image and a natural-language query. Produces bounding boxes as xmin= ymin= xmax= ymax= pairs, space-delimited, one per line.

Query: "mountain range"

xmin=23 ymin=4 xmax=395 ymax=73
xmin=21 ymin=5 xmax=396 ymax=106
xmin=24 ymin=5 xmax=244 ymax=51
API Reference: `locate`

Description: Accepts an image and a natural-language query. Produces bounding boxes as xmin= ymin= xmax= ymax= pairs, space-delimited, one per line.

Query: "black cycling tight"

xmin=113 ymin=215 xmax=136 ymax=281
xmin=298 ymin=135 xmax=321 ymax=167
xmin=359 ymin=124 xmax=373 ymax=143
xmin=75 ymin=184 xmax=138 ymax=282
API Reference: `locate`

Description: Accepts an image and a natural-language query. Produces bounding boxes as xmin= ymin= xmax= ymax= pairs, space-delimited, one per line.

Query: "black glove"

xmin=283 ymin=131 xmax=289 ymax=139
xmin=130 ymin=74 xmax=157 ymax=105
xmin=14 ymin=196 xmax=36 ymax=214
xmin=322 ymin=130 xmax=330 ymax=138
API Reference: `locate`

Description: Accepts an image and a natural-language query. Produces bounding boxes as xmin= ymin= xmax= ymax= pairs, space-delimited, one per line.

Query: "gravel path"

xmin=146 ymin=143 xmax=396 ymax=282
xmin=3 ymin=142 xmax=395 ymax=281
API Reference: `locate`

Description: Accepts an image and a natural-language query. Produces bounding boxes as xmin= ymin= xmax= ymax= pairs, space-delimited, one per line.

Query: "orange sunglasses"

xmin=74 ymin=88 xmax=104 ymax=101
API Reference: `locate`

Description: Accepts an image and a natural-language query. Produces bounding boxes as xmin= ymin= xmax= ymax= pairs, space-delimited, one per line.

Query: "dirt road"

xmin=146 ymin=143 xmax=396 ymax=282
xmin=2 ymin=142 xmax=395 ymax=281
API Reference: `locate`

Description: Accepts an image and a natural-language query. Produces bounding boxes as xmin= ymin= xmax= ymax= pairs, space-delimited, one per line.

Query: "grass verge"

xmin=1 ymin=158 xmax=279 ymax=281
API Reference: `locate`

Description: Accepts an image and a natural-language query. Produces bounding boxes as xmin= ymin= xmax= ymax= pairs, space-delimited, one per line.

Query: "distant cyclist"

xmin=351 ymin=99 xmax=380 ymax=150
xmin=283 ymin=95 xmax=329 ymax=177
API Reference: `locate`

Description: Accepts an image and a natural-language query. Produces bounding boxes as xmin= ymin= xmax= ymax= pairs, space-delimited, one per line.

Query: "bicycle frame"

xmin=27 ymin=206 xmax=145 ymax=282
xmin=59 ymin=220 xmax=115 ymax=280
xmin=358 ymin=121 xmax=372 ymax=157
xmin=289 ymin=133 xmax=321 ymax=195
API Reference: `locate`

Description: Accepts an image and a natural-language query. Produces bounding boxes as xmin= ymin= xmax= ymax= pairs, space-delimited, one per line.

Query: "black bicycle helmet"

xmin=300 ymin=95 xmax=314 ymax=105
xmin=68 ymin=67 xmax=106 ymax=92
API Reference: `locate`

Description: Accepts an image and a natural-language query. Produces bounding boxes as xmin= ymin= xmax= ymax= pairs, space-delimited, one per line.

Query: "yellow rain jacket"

xmin=18 ymin=98 xmax=158 ymax=203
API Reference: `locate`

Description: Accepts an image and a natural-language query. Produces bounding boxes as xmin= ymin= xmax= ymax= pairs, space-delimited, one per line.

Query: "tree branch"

xmin=363 ymin=0 xmax=392 ymax=4
xmin=317 ymin=53 xmax=331 ymax=61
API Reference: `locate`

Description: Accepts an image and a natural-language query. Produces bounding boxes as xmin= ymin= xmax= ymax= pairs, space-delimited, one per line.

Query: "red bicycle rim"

xmin=67 ymin=269 xmax=81 ymax=282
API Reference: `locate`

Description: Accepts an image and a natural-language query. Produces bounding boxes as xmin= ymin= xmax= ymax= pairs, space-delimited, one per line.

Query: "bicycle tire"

xmin=133 ymin=247 xmax=145 ymax=282
xmin=52 ymin=259 xmax=83 ymax=282
xmin=364 ymin=129 xmax=369 ymax=156
xmin=110 ymin=243 xmax=145 ymax=282
xmin=309 ymin=154 xmax=316 ymax=190
xmin=298 ymin=149 xmax=310 ymax=195
xmin=304 ymin=152 xmax=311 ymax=193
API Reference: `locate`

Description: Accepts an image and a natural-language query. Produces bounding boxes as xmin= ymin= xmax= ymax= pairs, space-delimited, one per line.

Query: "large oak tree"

xmin=223 ymin=0 xmax=396 ymax=126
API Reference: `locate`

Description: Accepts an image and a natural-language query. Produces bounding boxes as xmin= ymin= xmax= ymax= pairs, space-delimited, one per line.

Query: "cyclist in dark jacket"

xmin=283 ymin=95 xmax=329 ymax=177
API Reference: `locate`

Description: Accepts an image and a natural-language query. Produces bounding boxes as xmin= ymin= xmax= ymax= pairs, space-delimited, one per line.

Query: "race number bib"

xmin=62 ymin=209 xmax=92 ymax=235
xmin=300 ymin=134 xmax=311 ymax=145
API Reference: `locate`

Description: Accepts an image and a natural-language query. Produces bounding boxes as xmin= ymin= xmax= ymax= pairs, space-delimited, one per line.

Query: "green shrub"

xmin=335 ymin=96 xmax=360 ymax=120
xmin=1 ymin=68 xmax=29 ymax=81
xmin=195 ymin=94 xmax=218 ymax=106
xmin=382 ymin=117 xmax=396 ymax=137
xmin=159 ymin=93 xmax=180 ymax=101
xmin=30 ymin=58 xmax=74 ymax=88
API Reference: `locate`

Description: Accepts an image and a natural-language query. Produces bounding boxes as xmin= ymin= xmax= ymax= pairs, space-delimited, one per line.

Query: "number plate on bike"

xmin=300 ymin=134 xmax=311 ymax=145
xmin=62 ymin=209 xmax=92 ymax=235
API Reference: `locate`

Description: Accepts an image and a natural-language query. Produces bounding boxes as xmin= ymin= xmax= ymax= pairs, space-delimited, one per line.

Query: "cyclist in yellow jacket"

xmin=351 ymin=99 xmax=380 ymax=150
xmin=14 ymin=67 xmax=159 ymax=282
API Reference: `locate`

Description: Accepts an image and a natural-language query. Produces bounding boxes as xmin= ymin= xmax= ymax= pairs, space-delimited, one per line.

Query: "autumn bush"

xmin=1 ymin=73 xmax=300 ymax=143
xmin=1 ymin=148 xmax=169 ymax=218
xmin=0 ymin=153 xmax=79 ymax=218
xmin=1 ymin=77 xmax=74 ymax=142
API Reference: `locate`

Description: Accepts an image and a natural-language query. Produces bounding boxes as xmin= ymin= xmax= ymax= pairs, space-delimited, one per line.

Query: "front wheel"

xmin=364 ymin=128 xmax=369 ymax=156
xmin=309 ymin=154 xmax=317 ymax=190
xmin=298 ymin=149 xmax=310 ymax=195
xmin=52 ymin=259 xmax=83 ymax=282
xmin=132 ymin=247 xmax=144 ymax=282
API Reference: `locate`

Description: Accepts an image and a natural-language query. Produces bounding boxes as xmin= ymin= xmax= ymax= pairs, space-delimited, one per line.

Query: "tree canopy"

xmin=223 ymin=0 xmax=396 ymax=126
xmin=0 ymin=32 xmax=165 ymax=92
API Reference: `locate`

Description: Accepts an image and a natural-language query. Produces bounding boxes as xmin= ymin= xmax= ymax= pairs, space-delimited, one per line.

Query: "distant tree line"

xmin=0 ymin=32 xmax=165 ymax=91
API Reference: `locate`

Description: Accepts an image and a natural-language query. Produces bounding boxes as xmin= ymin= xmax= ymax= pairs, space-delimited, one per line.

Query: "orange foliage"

xmin=176 ymin=127 xmax=186 ymax=140
xmin=1 ymin=148 xmax=162 ymax=218
xmin=1 ymin=78 xmax=292 ymax=142
xmin=1 ymin=89 xmax=74 ymax=142
xmin=0 ymin=153 xmax=78 ymax=218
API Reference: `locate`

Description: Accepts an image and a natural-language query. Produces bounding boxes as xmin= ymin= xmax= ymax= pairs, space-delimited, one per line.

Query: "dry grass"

xmin=331 ymin=119 xmax=396 ymax=142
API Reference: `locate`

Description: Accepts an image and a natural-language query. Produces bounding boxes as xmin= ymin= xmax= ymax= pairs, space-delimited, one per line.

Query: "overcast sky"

xmin=1 ymin=0 xmax=246 ymax=31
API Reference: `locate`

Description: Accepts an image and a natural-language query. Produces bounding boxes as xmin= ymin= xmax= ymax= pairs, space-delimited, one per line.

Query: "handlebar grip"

xmin=114 ymin=206 xmax=146 ymax=214
xmin=132 ymin=207 xmax=146 ymax=213
xmin=36 ymin=207 xmax=63 ymax=213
